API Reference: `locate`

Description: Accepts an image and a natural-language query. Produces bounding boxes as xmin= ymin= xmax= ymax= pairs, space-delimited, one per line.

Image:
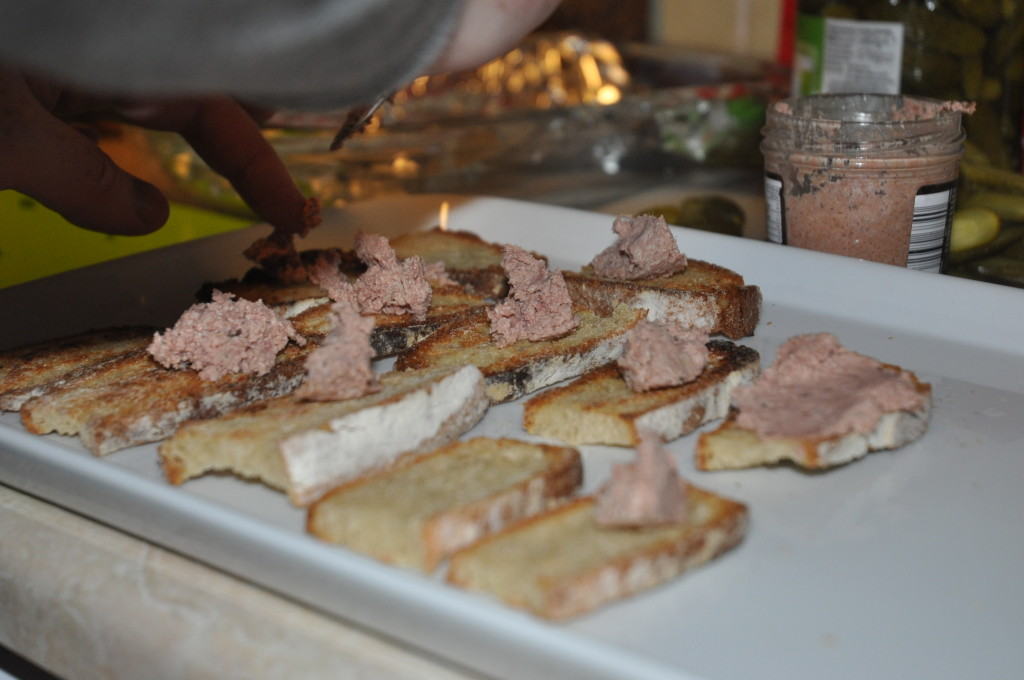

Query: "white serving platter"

xmin=2 ymin=195 xmax=1023 ymax=680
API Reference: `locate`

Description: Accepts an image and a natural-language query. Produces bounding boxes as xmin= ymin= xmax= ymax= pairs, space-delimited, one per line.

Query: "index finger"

xmin=126 ymin=97 xmax=311 ymax=234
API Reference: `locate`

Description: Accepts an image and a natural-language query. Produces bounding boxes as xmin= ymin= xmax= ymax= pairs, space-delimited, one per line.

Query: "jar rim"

xmin=762 ymin=94 xmax=967 ymax=156
xmin=767 ymin=94 xmax=969 ymax=127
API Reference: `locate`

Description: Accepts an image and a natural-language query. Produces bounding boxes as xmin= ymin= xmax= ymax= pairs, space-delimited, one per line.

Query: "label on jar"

xmin=908 ymin=182 xmax=957 ymax=273
xmin=793 ymin=15 xmax=904 ymax=96
xmin=764 ymin=173 xmax=956 ymax=273
xmin=764 ymin=173 xmax=785 ymax=245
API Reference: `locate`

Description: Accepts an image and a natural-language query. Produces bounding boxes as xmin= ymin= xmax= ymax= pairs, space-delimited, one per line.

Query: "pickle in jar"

xmin=949 ymin=207 xmax=1001 ymax=252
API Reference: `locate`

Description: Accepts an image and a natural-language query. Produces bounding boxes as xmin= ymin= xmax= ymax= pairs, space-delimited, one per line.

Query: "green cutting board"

xmin=0 ymin=191 xmax=253 ymax=288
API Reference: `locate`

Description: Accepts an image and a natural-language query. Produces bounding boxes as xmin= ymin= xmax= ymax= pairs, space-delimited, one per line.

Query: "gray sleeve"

xmin=0 ymin=0 xmax=465 ymax=110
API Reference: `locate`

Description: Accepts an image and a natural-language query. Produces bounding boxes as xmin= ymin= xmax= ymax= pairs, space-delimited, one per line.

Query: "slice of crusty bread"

xmin=563 ymin=260 xmax=762 ymax=339
xmin=390 ymin=227 xmax=510 ymax=298
xmin=160 ymin=365 xmax=489 ymax=506
xmin=695 ymin=389 xmax=932 ymax=471
xmin=0 ymin=326 xmax=153 ymax=411
xmin=21 ymin=344 xmax=311 ymax=456
xmin=446 ymin=485 xmax=748 ymax=620
xmin=522 ymin=340 xmax=760 ymax=446
xmin=198 ymin=247 xmax=365 ymax=305
xmin=394 ymin=303 xmax=646 ymax=404
xmin=287 ymin=290 xmax=488 ymax=359
xmin=307 ymin=437 xmax=583 ymax=572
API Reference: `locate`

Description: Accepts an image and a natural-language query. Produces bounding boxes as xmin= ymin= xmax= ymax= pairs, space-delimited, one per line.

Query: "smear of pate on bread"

xmin=733 ymin=332 xmax=928 ymax=438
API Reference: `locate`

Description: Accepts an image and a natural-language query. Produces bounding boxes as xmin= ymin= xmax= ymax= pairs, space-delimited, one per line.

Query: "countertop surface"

xmin=0 ymin=484 xmax=478 ymax=680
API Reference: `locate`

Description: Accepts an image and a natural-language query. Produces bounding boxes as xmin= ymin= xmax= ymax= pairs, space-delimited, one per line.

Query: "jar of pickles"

xmin=793 ymin=0 xmax=1023 ymax=172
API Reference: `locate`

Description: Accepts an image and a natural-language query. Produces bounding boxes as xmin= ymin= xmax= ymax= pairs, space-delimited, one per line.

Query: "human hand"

xmin=0 ymin=68 xmax=310 ymax=236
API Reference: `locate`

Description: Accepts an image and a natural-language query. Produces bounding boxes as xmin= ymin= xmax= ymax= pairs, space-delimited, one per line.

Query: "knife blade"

xmin=329 ymin=94 xmax=391 ymax=151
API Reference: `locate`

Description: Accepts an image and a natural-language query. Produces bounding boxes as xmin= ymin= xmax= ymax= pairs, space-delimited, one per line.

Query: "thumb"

xmin=0 ymin=79 xmax=168 ymax=235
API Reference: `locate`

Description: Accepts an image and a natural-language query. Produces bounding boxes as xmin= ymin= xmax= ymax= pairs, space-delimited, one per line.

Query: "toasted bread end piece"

xmin=307 ymin=438 xmax=583 ymax=572
xmin=446 ymin=488 xmax=748 ymax=620
xmin=564 ymin=261 xmax=762 ymax=339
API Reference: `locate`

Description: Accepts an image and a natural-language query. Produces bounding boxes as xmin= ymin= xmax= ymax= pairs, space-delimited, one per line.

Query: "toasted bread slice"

xmin=395 ymin=303 xmax=646 ymax=404
xmin=522 ymin=340 xmax=760 ymax=446
xmin=21 ymin=343 xmax=311 ymax=456
xmin=446 ymin=485 xmax=748 ymax=620
xmin=307 ymin=437 xmax=583 ymax=572
xmin=563 ymin=260 xmax=762 ymax=339
xmin=695 ymin=387 xmax=931 ymax=471
xmin=0 ymin=326 xmax=153 ymax=411
xmin=159 ymin=365 xmax=489 ymax=506
xmin=390 ymin=227 xmax=510 ymax=298
xmin=198 ymin=247 xmax=365 ymax=305
xmin=287 ymin=290 xmax=488 ymax=359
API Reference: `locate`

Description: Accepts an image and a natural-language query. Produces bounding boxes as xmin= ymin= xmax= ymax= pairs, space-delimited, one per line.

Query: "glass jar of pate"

xmin=761 ymin=94 xmax=968 ymax=272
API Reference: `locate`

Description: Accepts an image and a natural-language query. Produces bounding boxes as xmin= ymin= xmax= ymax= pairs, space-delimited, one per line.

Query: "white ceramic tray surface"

xmin=2 ymin=196 xmax=1023 ymax=680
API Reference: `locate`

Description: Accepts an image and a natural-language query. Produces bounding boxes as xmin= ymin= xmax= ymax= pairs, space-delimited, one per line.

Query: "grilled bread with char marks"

xmin=4 ymin=286 xmax=486 ymax=455
xmin=288 ymin=290 xmax=488 ymax=359
xmin=382 ymin=226 xmax=761 ymax=338
xmin=395 ymin=302 xmax=646 ymax=404
xmin=0 ymin=326 xmax=153 ymax=411
xmin=390 ymin=227 xmax=515 ymax=298
xmin=21 ymin=343 xmax=310 ymax=456
xmin=563 ymin=259 xmax=762 ymax=340
xmin=212 ymin=228 xmax=512 ymax=302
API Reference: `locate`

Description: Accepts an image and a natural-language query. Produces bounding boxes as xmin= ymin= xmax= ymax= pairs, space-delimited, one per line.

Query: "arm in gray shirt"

xmin=0 ymin=0 xmax=465 ymax=109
